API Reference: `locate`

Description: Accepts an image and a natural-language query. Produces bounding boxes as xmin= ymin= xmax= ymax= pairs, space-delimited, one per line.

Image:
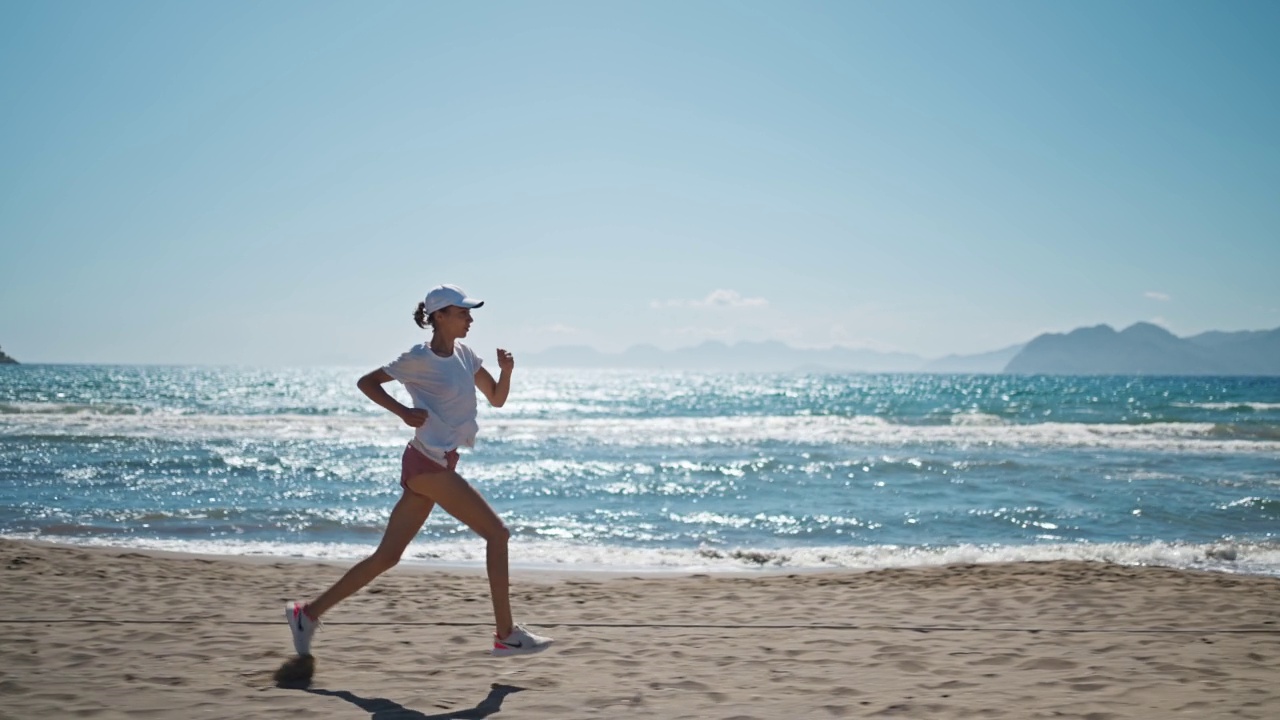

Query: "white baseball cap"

xmin=423 ymin=284 xmax=484 ymax=314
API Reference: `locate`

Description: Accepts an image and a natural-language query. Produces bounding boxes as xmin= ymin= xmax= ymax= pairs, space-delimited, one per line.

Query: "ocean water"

xmin=1 ymin=365 xmax=1278 ymax=575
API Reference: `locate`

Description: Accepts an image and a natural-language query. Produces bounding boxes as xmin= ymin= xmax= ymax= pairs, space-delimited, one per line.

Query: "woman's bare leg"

xmin=306 ymin=490 xmax=435 ymax=619
xmin=404 ymin=470 xmax=513 ymax=637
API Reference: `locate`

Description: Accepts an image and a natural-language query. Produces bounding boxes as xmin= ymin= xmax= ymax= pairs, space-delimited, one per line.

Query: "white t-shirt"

xmin=383 ymin=342 xmax=484 ymax=460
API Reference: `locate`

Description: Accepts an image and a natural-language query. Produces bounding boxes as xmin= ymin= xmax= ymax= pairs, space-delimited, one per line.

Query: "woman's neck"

xmin=429 ymin=334 xmax=456 ymax=357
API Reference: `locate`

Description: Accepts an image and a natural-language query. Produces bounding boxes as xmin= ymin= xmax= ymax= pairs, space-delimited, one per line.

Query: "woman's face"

xmin=434 ymin=306 xmax=474 ymax=337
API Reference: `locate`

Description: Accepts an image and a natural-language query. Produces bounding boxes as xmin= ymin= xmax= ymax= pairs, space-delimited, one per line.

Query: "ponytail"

xmin=414 ymin=302 xmax=430 ymax=329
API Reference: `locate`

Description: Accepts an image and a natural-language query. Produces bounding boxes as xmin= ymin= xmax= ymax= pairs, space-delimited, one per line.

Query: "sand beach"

xmin=1 ymin=538 xmax=1277 ymax=719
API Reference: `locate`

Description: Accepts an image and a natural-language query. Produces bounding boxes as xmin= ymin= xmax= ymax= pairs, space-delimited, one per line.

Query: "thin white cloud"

xmin=543 ymin=323 xmax=580 ymax=335
xmin=1144 ymin=291 xmax=1172 ymax=302
xmin=651 ymin=289 xmax=769 ymax=309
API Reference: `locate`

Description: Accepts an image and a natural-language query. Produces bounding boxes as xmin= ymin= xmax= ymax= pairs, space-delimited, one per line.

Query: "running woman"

xmin=286 ymin=284 xmax=553 ymax=658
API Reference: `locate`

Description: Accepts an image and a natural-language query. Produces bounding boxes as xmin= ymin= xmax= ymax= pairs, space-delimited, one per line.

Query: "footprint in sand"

xmin=1017 ymin=658 xmax=1078 ymax=671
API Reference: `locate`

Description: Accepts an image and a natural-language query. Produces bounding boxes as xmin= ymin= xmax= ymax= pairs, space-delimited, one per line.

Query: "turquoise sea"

xmin=1 ymin=366 xmax=1277 ymax=574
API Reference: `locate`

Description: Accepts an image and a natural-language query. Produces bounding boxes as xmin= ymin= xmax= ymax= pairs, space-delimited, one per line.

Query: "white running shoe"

xmin=491 ymin=623 xmax=554 ymax=657
xmin=285 ymin=601 xmax=320 ymax=656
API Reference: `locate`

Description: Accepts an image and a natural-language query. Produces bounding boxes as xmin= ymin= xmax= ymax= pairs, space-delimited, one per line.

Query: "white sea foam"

xmin=7 ymin=533 xmax=1277 ymax=577
xmin=948 ymin=412 xmax=1007 ymax=426
xmin=492 ymin=416 xmax=1280 ymax=453
xmin=0 ymin=402 xmax=142 ymax=415
xmin=0 ymin=412 xmax=406 ymax=446
xmin=4 ymin=412 xmax=1279 ymax=453
xmin=1173 ymin=402 xmax=1280 ymax=411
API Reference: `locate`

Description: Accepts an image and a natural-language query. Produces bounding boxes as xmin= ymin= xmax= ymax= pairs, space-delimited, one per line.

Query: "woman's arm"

xmin=358 ymin=368 xmax=426 ymax=427
xmin=475 ymin=349 xmax=514 ymax=407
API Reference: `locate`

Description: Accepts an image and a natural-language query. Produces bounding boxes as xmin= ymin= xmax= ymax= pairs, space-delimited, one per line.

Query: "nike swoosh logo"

xmin=502 ymin=640 xmax=523 ymax=648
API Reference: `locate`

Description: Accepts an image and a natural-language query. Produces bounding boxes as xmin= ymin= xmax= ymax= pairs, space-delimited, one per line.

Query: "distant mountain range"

xmin=0 ymin=346 xmax=17 ymax=364
xmin=522 ymin=323 xmax=1280 ymax=375
xmin=1005 ymin=322 xmax=1280 ymax=375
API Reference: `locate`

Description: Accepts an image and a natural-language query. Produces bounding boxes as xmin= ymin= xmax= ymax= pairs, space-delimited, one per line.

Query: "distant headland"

xmin=0 ymin=346 xmax=17 ymax=364
xmin=1005 ymin=322 xmax=1279 ymax=375
xmin=521 ymin=323 xmax=1280 ymax=376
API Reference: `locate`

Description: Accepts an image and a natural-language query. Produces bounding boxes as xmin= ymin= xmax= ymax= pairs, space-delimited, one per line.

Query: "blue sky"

xmin=2 ymin=1 xmax=1277 ymax=365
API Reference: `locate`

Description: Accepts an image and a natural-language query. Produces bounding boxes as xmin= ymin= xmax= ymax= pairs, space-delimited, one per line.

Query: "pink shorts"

xmin=400 ymin=443 xmax=459 ymax=490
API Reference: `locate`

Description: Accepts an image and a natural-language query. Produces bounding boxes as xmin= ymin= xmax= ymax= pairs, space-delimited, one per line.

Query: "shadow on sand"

xmin=304 ymin=684 xmax=526 ymax=720
xmin=273 ymin=655 xmax=524 ymax=718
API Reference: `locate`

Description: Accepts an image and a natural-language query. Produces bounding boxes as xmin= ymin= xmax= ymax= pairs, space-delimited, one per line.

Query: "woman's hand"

xmin=497 ymin=348 xmax=515 ymax=373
